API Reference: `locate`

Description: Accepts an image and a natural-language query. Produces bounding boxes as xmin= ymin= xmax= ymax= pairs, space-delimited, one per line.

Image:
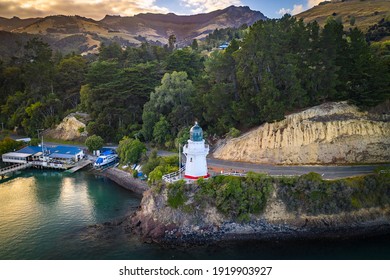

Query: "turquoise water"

xmin=1 ymin=170 xmax=390 ymax=260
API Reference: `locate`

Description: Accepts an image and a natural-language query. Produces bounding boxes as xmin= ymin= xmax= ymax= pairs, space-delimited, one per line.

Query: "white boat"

xmin=93 ymin=150 xmax=118 ymax=168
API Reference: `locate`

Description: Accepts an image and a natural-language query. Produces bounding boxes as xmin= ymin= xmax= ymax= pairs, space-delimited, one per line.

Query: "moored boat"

xmin=93 ymin=150 xmax=118 ymax=168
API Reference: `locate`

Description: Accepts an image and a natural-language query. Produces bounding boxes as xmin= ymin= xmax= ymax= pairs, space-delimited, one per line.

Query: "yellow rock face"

xmin=44 ymin=113 xmax=88 ymax=141
xmin=213 ymin=102 xmax=390 ymax=164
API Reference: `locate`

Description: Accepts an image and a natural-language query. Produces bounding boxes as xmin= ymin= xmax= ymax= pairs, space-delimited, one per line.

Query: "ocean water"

xmin=0 ymin=170 xmax=389 ymax=260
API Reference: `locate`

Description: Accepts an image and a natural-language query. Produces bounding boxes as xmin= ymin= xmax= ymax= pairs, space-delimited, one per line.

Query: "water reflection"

xmin=0 ymin=170 xmax=140 ymax=259
xmin=33 ymin=172 xmax=62 ymax=205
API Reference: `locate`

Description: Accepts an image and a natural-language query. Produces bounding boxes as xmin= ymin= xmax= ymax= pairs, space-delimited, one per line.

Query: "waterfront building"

xmin=182 ymin=122 xmax=210 ymax=180
xmin=2 ymin=146 xmax=42 ymax=164
xmin=2 ymin=145 xmax=84 ymax=165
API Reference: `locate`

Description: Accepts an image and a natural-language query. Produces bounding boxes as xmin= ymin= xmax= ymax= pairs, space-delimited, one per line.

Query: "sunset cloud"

xmin=180 ymin=0 xmax=242 ymax=14
xmin=0 ymin=0 xmax=170 ymax=20
xmin=278 ymin=0 xmax=321 ymax=16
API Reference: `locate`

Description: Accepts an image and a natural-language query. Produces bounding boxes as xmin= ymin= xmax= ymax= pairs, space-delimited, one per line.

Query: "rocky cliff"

xmin=44 ymin=112 xmax=89 ymax=141
xmin=213 ymin=102 xmax=390 ymax=164
xmin=131 ymin=179 xmax=390 ymax=244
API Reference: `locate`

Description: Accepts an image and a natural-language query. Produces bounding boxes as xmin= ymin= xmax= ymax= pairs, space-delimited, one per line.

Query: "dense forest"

xmin=0 ymin=15 xmax=389 ymax=148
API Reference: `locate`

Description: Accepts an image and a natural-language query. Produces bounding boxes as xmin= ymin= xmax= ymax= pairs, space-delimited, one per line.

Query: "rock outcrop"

xmin=44 ymin=112 xmax=89 ymax=141
xmin=213 ymin=102 xmax=390 ymax=164
xmin=131 ymin=182 xmax=390 ymax=244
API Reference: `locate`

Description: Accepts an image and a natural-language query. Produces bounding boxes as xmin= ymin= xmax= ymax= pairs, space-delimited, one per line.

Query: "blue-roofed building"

xmin=17 ymin=146 xmax=43 ymax=155
xmin=2 ymin=145 xmax=84 ymax=165
xmin=46 ymin=145 xmax=84 ymax=163
xmin=2 ymin=146 xmax=43 ymax=164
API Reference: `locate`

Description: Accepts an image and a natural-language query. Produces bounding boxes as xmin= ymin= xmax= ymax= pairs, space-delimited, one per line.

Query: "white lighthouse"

xmin=183 ymin=122 xmax=210 ymax=180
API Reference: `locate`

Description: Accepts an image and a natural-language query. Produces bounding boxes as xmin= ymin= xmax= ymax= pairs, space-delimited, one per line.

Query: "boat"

xmin=93 ymin=150 xmax=118 ymax=168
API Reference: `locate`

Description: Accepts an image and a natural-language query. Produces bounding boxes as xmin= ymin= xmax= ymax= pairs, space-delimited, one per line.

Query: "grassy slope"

xmin=296 ymin=0 xmax=390 ymax=33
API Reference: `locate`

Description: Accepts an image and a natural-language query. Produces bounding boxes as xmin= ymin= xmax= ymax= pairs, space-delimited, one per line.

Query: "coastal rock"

xmin=130 ymin=181 xmax=390 ymax=245
xmin=44 ymin=112 xmax=90 ymax=141
xmin=213 ymin=101 xmax=390 ymax=164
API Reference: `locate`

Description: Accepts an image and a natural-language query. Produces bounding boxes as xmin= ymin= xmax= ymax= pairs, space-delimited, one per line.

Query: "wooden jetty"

xmin=65 ymin=160 xmax=92 ymax=173
xmin=0 ymin=163 xmax=32 ymax=178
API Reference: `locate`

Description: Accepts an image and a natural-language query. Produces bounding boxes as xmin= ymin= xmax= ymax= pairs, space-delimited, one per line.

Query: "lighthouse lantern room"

xmin=183 ymin=122 xmax=210 ymax=180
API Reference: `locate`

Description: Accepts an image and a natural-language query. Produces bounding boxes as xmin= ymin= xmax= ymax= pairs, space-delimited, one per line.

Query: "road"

xmin=156 ymin=150 xmax=388 ymax=179
xmin=10 ymin=135 xmax=388 ymax=179
xmin=207 ymin=158 xmax=389 ymax=180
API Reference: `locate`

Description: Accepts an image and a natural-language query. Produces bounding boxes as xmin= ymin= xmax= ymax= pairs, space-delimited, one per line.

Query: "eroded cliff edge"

xmin=131 ymin=173 xmax=390 ymax=244
xmin=213 ymin=102 xmax=390 ymax=164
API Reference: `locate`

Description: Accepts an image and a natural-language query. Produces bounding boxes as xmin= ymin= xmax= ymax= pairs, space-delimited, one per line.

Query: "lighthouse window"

xmin=190 ymin=158 xmax=192 ymax=162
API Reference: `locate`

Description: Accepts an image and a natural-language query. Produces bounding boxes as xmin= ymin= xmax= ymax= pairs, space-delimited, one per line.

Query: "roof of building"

xmin=49 ymin=153 xmax=75 ymax=159
xmin=17 ymin=146 xmax=43 ymax=155
xmin=14 ymin=145 xmax=83 ymax=158
xmin=46 ymin=146 xmax=82 ymax=155
xmin=2 ymin=152 xmax=32 ymax=158
xmin=219 ymin=43 xmax=229 ymax=49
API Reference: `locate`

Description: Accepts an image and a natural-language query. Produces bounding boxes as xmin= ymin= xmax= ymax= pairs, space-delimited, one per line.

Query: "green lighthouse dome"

xmin=190 ymin=122 xmax=203 ymax=142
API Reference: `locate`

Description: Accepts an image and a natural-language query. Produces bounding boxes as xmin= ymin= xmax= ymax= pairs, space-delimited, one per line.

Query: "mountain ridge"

xmin=0 ymin=6 xmax=266 ymax=55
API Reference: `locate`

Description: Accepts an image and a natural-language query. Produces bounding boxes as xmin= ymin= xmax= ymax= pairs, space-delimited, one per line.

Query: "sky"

xmin=0 ymin=0 xmax=324 ymax=20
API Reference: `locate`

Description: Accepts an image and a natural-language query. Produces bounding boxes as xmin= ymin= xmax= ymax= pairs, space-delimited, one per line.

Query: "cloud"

xmin=180 ymin=0 xmax=242 ymax=14
xmin=307 ymin=0 xmax=323 ymax=8
xmin=278 ymin=0 xmax=321 ymax=16
xmin=0 ymin=0 xmax=170 ymax=20
xmin=278 ymin=4 xmax=304 ymax=16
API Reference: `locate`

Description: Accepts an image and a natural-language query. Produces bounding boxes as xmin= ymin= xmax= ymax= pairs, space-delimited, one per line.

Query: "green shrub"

xmin=278 ymin=173 xmax=390 ymax=215
xmin=85 ymin=135 xmax=104 ymax=152
xmin=227 ymin=127 xmax=241 ymax=138
xmin=167 ymin=180 xmax=186 ymax=208
xmin=194 ymin=174 xmax=273 ymax=221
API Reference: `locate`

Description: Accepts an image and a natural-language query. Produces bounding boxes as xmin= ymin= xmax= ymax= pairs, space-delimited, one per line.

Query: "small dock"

xmin=65 ymin=160 xmax=92 ymax=173
xmin=0 ymin=163 xmax=32 ymax=178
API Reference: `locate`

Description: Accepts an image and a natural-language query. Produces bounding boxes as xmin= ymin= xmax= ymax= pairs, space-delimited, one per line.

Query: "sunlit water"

xmin=1 ymin=170 xmax=390 ymax=260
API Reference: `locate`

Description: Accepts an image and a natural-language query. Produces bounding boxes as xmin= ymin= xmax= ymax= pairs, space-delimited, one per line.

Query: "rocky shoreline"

xmin=92 ymin=168 xmax=390 ymax=247
xmin=85 ymin=207 xmax=390 ymax=248
xmin=129 ymin=213 xmax=390 ymax=246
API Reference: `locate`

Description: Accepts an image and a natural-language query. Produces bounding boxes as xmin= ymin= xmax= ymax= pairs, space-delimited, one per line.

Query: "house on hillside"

xmin=218 ymin=42 xmax=229 ymax=50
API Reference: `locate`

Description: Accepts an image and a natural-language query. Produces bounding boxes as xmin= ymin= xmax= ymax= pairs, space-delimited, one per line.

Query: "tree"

xmin=85 ymin=135 xmax=104 ymax=152
xmin=168 ymin=34 xmax=176 ymax=51
xmin=165 ymin=48 xmax=204 ymax=80
xmin=55 ymin=55 xmax=87 ymax=109
xmin=22 ymin=38 xmax=54 ymax=98
xmin=191 ymin=39 xmax=198 ymax=51
xmin=0 ymin=137 xmax=24 ymax=155
xmin=117 ymin=137 xmax=146 ymax=164
xmin=85 ymin=60 xmax=162 ymax=141
xmin=98 ymin=42 xmax=123 ymax=61
xmin=153 ymin=116 xmax=171 ymax=145
xmin=142 ymin=71 xmax=196 ymax=141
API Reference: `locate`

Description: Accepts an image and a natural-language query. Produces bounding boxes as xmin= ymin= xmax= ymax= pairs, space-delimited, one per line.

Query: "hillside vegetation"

xmin=296 ymin=0 xmax=390 ymax=34
xmin=0 ymin=14 xmax=388 ymax=151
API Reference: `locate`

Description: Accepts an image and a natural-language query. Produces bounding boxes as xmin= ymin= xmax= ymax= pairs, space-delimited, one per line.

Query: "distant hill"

xmin=296 ymin=0 xmax=390 ymax=34
xmin=0 ymin=6 xmax=266 ymax=57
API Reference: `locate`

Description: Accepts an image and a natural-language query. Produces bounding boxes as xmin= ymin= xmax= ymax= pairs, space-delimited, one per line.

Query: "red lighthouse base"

xmin=184 ymin=173 xmax=210 ymax=180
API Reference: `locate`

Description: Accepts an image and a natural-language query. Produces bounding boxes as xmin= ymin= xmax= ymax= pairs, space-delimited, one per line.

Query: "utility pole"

xmin=36 ymin=129 xmax=44 ymax=154
xmin=178 ymin=143 xmax=181 ymax=178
